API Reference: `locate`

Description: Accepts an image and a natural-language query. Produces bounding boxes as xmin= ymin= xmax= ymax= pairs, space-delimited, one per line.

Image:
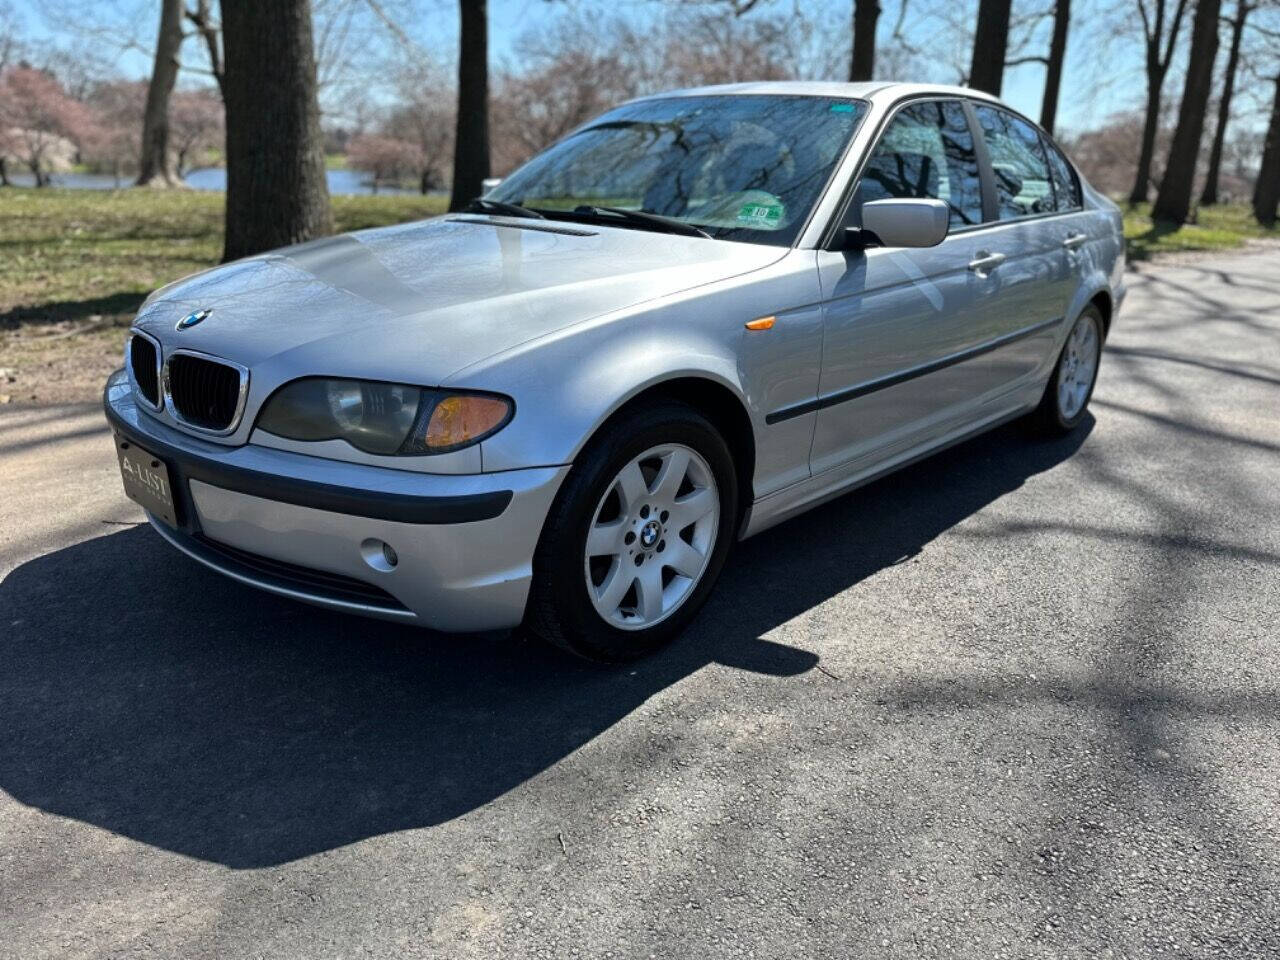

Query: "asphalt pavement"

xmin=2 ymin=249 xmax=1278 ymax=959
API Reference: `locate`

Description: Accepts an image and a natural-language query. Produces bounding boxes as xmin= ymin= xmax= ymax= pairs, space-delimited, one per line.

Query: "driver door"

xmin=809 ymin=98 xmax=1000 ymax=476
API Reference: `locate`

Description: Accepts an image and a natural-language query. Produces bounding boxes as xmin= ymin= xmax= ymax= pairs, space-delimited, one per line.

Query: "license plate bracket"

xmin=114 ymin=434 xmax=179 ymax=529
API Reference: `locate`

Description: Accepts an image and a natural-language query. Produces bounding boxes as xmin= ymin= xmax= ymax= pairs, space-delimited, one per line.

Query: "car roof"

xmin=630 ymin=80 xmax=1003 ymax=108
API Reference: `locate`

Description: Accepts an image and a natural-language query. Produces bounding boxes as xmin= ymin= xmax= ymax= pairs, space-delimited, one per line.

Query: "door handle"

xmin=967 ymin=251 xmax=1006 ymax=273
xmin=1062 ymin=232 xmax=1088 ymax=251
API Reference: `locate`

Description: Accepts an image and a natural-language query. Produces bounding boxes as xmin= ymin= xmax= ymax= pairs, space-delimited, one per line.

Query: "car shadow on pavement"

xmin=0 ymin=418 xmax=1091 ymax=868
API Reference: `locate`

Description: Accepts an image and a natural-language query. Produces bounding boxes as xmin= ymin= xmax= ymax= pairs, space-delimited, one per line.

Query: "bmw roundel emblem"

xmin=176 ymin=308 xmax=212 ymax=331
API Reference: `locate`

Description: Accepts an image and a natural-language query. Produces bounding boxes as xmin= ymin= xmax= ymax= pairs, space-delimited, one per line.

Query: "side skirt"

xmin=739 ymin=401 xmax=1037 ymax=540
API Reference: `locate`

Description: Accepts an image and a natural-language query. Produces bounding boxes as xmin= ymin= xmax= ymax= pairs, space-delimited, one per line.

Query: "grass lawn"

xmin=1123 ymin=202 xmax=1276 ymax=261
xmin=0 ymin=187 xmax=447 ymax=329
xmin=0 ymin=187 xmax=446 ymax=405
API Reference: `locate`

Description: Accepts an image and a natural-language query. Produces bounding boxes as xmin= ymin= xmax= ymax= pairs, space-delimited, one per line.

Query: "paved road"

xmin=2 ymin=251 xmax=1278 ymax=959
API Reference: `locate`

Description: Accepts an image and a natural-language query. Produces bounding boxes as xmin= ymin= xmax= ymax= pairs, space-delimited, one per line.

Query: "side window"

xmin=1042 ymin=135 xmax=1082 ymax=211
xmin=854 ymin=99 xmax=983 ymax=229
xmin=973 ymin=105 xmax=1055 ymax=220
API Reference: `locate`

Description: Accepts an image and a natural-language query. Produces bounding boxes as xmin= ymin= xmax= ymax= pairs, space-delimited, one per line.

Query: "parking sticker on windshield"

xmin=736 ymin=198 xmax=785 ymax=230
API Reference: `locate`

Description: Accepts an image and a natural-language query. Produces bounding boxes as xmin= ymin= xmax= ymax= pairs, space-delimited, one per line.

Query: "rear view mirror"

xmin=848 ymin=198 xmax=950 ymax=249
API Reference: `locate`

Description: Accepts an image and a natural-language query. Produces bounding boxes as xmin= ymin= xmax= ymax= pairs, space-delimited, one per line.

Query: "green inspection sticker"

xmin=829 ymin=102 xmax=856 ymax=113
xmin=736 ymin=200 xmax=785 ymax=229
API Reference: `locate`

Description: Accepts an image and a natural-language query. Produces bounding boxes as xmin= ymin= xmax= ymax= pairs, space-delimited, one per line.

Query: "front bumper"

xmin=104 ymin=369 xmax=569 ymax=631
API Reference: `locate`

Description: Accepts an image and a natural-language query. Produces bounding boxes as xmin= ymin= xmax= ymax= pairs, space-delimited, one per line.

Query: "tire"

xmin=1029 ymin=304 xmax=1104 ymax=436
xmin=525 ymin=401 xmax=739 ymax=662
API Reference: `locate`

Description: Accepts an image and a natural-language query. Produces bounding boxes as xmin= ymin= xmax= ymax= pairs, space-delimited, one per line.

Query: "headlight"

xmin=256 ymin=378 xmax=513 ymax=456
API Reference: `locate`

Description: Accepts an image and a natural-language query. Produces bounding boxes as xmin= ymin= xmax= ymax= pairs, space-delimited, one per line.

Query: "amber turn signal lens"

xmin=745 ymin=315 xmax=776 ymax=331
xmin=425 ymin=394 xmax=512 ymax=450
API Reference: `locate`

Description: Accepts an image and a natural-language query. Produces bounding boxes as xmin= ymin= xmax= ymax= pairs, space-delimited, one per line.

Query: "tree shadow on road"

xmin=0 ymin=419 xmax=1091 ymax=868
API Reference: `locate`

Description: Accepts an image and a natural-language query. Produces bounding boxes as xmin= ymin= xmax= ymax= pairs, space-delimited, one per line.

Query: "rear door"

xmin=963 ymin=103 xmax=1077 ymax=393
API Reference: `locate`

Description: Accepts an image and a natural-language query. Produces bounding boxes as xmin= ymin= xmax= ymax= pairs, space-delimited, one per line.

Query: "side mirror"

xmin=848 ymin=198 xmax=950 ymax=249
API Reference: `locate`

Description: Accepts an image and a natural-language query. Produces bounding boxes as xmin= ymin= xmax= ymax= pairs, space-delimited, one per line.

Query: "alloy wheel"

xmin=583 ymin=443 xmax=720 ymax=631
xmin=1057 ymin=312 xmax=1101 ymax=420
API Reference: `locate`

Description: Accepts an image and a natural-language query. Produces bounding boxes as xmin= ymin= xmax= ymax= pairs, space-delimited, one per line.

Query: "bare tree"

xmin=136 ymin=0 xmax=185 ymax=187
xmin=0 ymin=1 xmax=20 ymax=75
xmin=184 ymin=0 xmax=224 ymax=100
xmin=1041 ymin=0 xmax=1071 ymax=134
xmin=385 ymin=65 xmax=454 ymax=193
xmin=850 ymin=0 xmax=881 ymax=81
xmin=449 ymin=0 xmax=489 ymax=211
xmin=1200 ymin=1 xmax=1253 ymax=204
xmin=0 ymin=1 xmax=22 ymax=186
xmin=1130 ymin=0 xmax=1192 ymax=204
xmin=221 ymin=0 xmax=332 ymax=261
xmin=1153 ymin=0 xmax=1223 ymax=224
xmin=970 ymin=0 xmax=1012 ymax=94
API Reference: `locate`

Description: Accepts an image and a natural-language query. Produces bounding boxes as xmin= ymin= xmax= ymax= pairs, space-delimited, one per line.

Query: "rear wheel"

xmin=526 ymin=402 xmax=738 ymax=661
xmin=1030 ymin=305 xmax=1103 ymax=435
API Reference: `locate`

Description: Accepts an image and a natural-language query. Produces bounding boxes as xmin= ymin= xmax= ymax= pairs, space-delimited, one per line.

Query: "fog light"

xmin=360 ymin=538 xmax=398 ymax=572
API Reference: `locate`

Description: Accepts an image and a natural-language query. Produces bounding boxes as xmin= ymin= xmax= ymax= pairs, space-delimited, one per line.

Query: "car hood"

xmin=134 ymin=215 xmax=783 ymax=385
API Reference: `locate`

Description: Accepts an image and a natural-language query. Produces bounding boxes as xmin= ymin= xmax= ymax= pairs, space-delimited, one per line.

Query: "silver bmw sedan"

xmin=105 ymin=81 xmax=1125 ymax=661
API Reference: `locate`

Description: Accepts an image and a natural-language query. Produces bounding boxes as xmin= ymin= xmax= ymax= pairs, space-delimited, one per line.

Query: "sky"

xmin=11 ymin=0 xmax=1169 ymax=135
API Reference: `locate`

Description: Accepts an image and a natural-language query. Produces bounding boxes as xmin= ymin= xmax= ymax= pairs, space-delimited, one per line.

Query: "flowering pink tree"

xmin=82 ymin=81 xmax=146 ymax=184
xmin=345 ymin=134 xmax=424 ymax=193
xmin=0 ymin=67 xmax=95 ymax=186
xmin=169 ymin=88 xmax=224 ymax=175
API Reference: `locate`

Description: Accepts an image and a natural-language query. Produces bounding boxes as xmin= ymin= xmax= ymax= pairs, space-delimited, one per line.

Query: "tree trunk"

xmin=449 ymin=0 xmax=489 ymax=212
xmin=1199 ymin=0 xmax=1249 ymax=206
xmin=1129 ymin=75 xmax=1164 ymax=204
xmin=136 ymin=0 xmax=185 ymax=187
xmin=850 ymin=0 xmax=880 ymax=82
xmin=1253 ymin=73 xmax=1280 ymax=227
xmin=420 ymin=167 xmax=431 ymax=195
xmin=970 ymin=0 xmax=1012 ymax=95
xmin=0 ymin=158 xmax=9 ymax=187
xmin=221 ymin=0 xmax=332 ymax=261
xmin=1152 ymin=0 xmax=1221 ymax=225
xmin=1040 ymin=0 xmax=1070 ymax=135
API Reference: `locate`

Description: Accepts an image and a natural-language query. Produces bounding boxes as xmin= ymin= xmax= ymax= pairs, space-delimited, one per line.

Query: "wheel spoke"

xmin=594 ymin=559 xmax=633 ymax=614
xmin=614 ymin=460 xmax=649 ymax=514
xmin=635 ymin=562 xmax=665 ymax=620
xmin=667 ymin=487 xmax=715 ymax=531
xmin=650 ymin=448 xmax=690 ymax=505
xmin=663 ymin=538 xmax=705 ymax=579
xmin=586 ymin=519 xmax=624 ymax=556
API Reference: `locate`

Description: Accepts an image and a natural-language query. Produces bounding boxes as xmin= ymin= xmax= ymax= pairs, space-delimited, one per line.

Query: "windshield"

xmin=488 ymin=95 xmax=869 ymax=247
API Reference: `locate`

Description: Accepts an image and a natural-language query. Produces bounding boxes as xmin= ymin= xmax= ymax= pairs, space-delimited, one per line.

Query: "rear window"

xmin=1042 ymin=136 xmax=1083 ymax=211
xmin=973 ymin=105 xmax=1055 ymax=220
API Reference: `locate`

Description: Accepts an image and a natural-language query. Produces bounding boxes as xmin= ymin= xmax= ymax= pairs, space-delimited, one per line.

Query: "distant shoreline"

xmin=3 ymin=168 xmax=444 ymax=197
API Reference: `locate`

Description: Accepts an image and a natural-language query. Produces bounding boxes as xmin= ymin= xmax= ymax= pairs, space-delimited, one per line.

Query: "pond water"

xmin=4 ymin=167 xmax=426 ymax=196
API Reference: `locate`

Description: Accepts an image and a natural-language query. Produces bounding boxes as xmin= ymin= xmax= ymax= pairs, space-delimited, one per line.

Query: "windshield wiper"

xmin=569 ymin=204 xmax=711 ymax=239
xmin=464 ymin=198 xmax=546 ymax=220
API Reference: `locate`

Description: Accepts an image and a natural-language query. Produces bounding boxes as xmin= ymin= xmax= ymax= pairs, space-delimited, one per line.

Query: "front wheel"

xmin=1030 ymin=305 xmax=1103 ymax=435
xmin=525 ymin=402 xmax=738 ymax=662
